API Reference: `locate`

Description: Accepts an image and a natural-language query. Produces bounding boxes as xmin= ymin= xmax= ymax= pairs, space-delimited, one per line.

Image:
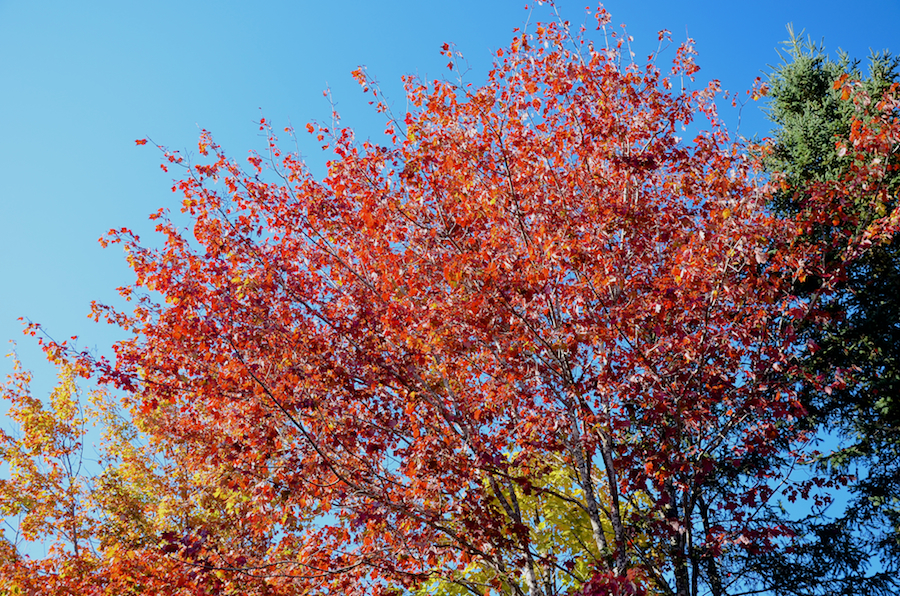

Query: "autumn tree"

xmin=10 ymin=6 xmax=899 ymax=596
xmin=0 ymin=354 xmax=101 ymax=595
xmin=0 ymin=351 xmax=301 ymax=595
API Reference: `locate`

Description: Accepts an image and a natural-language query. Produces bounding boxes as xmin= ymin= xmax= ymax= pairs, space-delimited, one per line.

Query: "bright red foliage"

xmin=98 ymin=17 xmax=800 ymax=596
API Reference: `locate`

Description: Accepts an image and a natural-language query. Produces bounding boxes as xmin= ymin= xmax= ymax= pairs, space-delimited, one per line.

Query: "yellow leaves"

xmin=1 ymin=353 xmax=190 ymax=566
xmin=230 ymin=270 xmax=260 ymax=299
xmin=48 ymin=373 xmax=81 ymax=436
xmin=154 ymin=495 xmax=175 ymax=523
xmin=418 ymin=457 xmax=639 ymax=596
xmin=0 ymin=354 xmax=97 ymax=551
xmin=211 ymin=484 xmax=248 ymax=514
xmin=3 ymin=358 xmax=84 ymax=460
xmin=722 ymin=207 xmax=732 ymax=219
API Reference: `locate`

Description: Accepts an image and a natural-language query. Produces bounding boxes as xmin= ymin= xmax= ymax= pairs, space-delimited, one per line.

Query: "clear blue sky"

xmin=2 ymin=0 xmax=899 ymax=388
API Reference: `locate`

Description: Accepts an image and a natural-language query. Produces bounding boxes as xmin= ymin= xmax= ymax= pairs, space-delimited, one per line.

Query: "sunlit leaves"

xmin=85 ymin=14 xmax=803 ymax=593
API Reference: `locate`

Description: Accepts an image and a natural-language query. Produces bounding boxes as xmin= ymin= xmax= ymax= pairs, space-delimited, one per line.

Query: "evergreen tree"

xmin=753 ymin=28 xmax=900 ymax=595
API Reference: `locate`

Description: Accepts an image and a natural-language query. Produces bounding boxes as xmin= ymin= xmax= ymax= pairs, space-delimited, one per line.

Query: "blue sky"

xmin=1 ymin=0 xmax=899 ymax=390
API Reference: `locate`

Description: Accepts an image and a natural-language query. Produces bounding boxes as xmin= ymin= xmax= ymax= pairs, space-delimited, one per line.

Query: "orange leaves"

xmin=197 ymin=130 xmax=214 ymax=156
xmin=833 ymin=72 xmax=853 ymax=100
xmin=745 ymin=76 xmax=769 ymax=103
xmin=134 ymin=138 xmax=148 ymax=145
xmin=0 ymin=354 xmax=98 ymax=554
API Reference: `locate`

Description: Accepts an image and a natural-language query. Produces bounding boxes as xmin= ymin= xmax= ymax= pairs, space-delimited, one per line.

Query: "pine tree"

xmin=753 ymin=28 xmax=900 ymax=595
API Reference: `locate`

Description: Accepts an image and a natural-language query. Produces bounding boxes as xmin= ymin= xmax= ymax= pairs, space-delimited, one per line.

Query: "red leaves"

xmin=135 ymin=138 xmax=148 ymax=145
xmin=577 ymin=569 xmax=648 ymax=596
xmin=790 ymin=77 xmax=900 ymax=267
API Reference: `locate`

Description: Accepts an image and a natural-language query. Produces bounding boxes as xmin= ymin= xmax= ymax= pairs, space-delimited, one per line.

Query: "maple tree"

xmin=5 ymin=5 xmax=899 ymax=596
